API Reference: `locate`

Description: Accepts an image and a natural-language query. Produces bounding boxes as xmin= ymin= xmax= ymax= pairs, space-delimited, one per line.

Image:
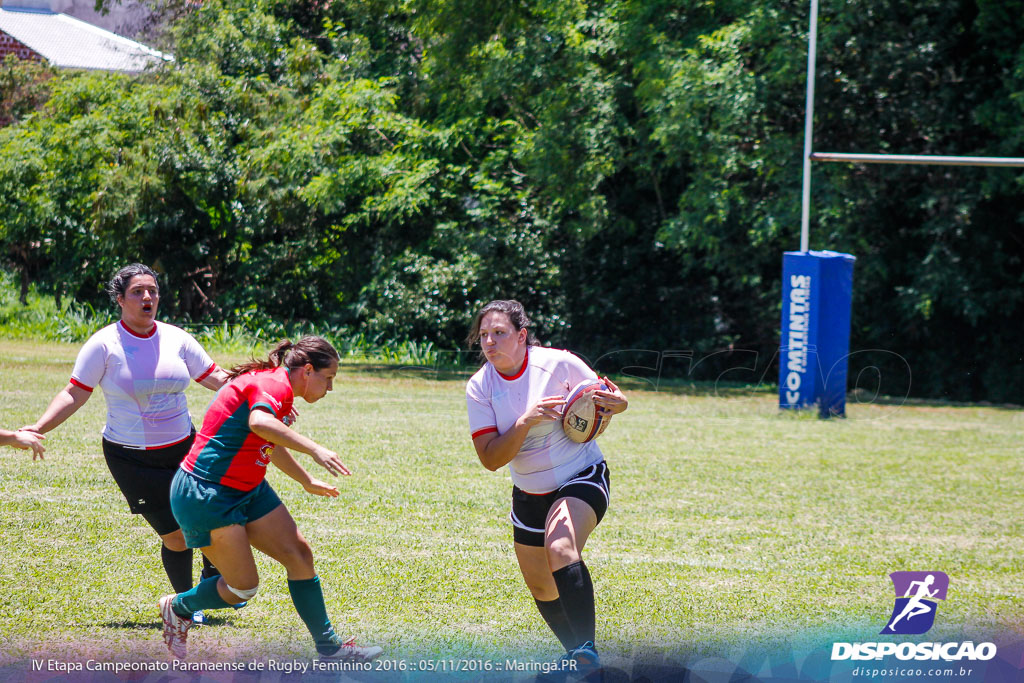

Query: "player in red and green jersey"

xmin=159 ymin=336 xmax=381 ymax=663
xmin=181 ymin=363 xmax=297 ymax=490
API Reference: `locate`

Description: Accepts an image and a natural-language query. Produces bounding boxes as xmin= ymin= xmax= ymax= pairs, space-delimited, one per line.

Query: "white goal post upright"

xmin=799 ymin=0 xmax=819 ymax=253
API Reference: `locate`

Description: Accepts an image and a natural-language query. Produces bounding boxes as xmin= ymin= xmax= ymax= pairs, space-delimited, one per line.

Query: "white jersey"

xmin=70 ymin=320 xmax=217 ymax=448
xmin=466 ymin=346 xmax=603 ymax=493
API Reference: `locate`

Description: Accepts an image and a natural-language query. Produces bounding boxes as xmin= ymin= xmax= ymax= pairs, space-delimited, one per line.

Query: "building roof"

xmin=0 ymin=6 xmax=171 ymax=73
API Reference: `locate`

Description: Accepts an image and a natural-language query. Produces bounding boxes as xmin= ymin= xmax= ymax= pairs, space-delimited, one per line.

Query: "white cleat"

xmin=159 ymin=595 xmax=192 ymax=659
xmin=318 ymin=635 xmax=383 ymax=663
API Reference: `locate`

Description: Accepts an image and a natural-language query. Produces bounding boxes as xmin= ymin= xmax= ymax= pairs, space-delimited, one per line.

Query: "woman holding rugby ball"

xmin=22 ymin=264 xmax=228 ymax=596
xmin=158 ymin=336 xmax=381 ymax=663
xmin=465 ymin=300 xmax=628 ymax=673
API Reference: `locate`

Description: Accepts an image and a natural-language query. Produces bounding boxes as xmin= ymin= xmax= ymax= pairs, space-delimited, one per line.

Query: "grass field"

xmin=0 ymin=339 xmax=1021 ymax=678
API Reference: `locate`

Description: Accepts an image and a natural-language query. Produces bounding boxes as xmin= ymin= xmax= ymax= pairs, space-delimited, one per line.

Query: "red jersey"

xmin=181 ymin=367 xmax=294 ymax=491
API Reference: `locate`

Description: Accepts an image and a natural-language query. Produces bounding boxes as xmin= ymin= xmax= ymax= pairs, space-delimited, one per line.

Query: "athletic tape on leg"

xmin=226 ymin=583 xmax=258 ymax=601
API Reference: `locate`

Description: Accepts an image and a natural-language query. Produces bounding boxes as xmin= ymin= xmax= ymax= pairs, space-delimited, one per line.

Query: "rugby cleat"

xmin=570 ymin=641 xmax=600 ymax=672
xmin=569 ymin=643 xmax=598 ymax=667
xmin=318 ymin=635 xmax=383 ymax=663
xmin=159 ymin=595 xmax=193 ymax=659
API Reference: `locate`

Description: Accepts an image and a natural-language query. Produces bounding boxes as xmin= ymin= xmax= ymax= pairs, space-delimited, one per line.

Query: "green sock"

xmin=172 ymin=576 xmax=233 ymax=618
xmin=287 ymin=576 xmax=338 ymax=654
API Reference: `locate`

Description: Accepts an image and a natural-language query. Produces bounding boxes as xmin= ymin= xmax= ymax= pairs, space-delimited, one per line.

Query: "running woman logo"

xmin=881 ymin=571 xmax=949 ymax=635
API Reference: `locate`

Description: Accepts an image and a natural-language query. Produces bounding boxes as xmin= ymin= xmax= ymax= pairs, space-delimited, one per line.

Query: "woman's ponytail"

xmin=267 ymin=340 xmax=294 ymax=368
xmin=227 ymin=337 xmax=338 ymax=381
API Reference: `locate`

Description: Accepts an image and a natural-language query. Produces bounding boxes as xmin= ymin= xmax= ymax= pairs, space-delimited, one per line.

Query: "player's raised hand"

xmin=12 ymin=429 xmax=46 ymax=460
xmin=303 ymin=477 xmax=340 ymax=497
xmin=311 ymin=446 xmax=352 ymax=476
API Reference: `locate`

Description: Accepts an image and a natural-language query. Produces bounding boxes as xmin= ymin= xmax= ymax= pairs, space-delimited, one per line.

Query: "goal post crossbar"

xmin=810 ymin=152 xmax=1024 ymax=168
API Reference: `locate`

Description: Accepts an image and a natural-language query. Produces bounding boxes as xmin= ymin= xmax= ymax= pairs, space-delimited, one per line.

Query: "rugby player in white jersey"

xmin=20 ymin=264 xmax=230 ymax=600
xmin=465 ymin=299 xmax=628 ymax=674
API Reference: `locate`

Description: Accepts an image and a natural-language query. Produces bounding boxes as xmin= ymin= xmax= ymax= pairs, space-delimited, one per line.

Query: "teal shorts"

xmin=170 ymin=468 xmax=282 ymax=548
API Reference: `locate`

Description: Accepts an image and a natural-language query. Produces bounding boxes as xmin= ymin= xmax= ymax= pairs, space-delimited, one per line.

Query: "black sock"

xmin=551 ymin=561 xmax=596 ymax=649
xmin=534 ymin=597 xmax=577 ymax=651
xmin=160 ymin=545 xmax=194 ymax=594
xmin=200 ymin=554 xmax=220 ymax=581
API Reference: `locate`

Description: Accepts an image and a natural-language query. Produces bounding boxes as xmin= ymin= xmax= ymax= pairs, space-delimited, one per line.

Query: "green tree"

xmin=1 ymin=0 xmax=1021 ymax=401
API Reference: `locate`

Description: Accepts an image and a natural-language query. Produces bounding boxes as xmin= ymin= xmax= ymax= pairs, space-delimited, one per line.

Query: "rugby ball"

xmin=562 ymin=379 xmax=611 ymax=443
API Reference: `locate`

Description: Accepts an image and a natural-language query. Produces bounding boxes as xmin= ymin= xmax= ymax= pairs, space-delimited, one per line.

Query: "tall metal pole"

xmin=800 ymin=0 xmax=819 ymax=253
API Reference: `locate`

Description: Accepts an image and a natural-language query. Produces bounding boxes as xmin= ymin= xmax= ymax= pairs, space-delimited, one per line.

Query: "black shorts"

xmin=102 ymin=431 xmax=195 ymax=536
xmin=510 ymin=461 xmax=611 ymax=547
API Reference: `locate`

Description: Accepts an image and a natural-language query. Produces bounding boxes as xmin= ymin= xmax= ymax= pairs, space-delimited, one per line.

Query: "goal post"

xmin=781 ymin=0 xmax=1024 ymax=415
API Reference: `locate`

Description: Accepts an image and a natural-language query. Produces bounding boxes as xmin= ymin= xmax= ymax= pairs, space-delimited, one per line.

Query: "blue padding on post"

xmin=779 ymin=250 xmax=856 ymax=417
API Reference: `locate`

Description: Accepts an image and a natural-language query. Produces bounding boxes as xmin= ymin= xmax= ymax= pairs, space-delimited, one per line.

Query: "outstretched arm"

xmin=197 ymin=368 xmax=230 ymax=391
xmin=269 ymin=446 xmax=339 ymax=497
xmin=1 ymin=429 xmax=45 ymax=459
xmin=249 ymin=408 xmax=351 ymax=476
xmin=24 ymin=383 xmax=92 ymax=437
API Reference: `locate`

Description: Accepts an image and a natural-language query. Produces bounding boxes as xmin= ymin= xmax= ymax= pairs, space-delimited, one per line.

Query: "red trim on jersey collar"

xmin=119 ymin=319 xmax=157 ymax=338
xmin=496 ymin=347 xmax=529 ymax=381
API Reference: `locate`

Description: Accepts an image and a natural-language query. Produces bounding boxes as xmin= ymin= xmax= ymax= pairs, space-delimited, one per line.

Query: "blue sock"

xmin=171 ymin=576 xmax=232 ymax=618
xmin=287 ymin=576 xmax=338 ymax=654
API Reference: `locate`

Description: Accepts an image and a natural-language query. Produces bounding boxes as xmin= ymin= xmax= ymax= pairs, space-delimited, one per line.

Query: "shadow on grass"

xmin=101 ymin=619 xmax=162 ymax=631
xmin=103 ymin=614 xmax=233 ymax=631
